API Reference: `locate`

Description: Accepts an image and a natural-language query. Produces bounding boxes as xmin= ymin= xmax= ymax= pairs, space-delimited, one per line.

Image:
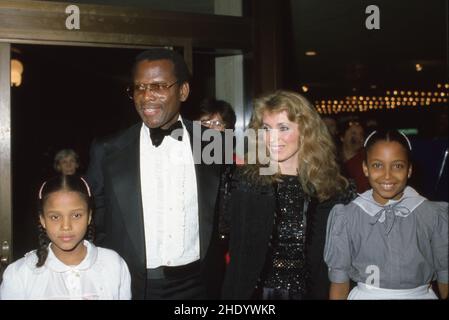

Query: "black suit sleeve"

xmin=85 ymin=138 xmax=106 ymax=245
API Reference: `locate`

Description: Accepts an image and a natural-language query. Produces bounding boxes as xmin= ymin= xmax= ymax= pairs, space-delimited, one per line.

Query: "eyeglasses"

xmin=201 ymin=120 xmax=225 ymax=129
xmin=126 ymin=80 xmax=179 ymax=99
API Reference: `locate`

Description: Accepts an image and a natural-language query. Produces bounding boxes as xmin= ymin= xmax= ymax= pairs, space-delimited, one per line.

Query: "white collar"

xmin=26 ymin=240 xmax=98 ymax=273
xmin=354 ymin=186 xmax=426 ymax=235
xmin=353 ymin=186 xmax=426 ymax=217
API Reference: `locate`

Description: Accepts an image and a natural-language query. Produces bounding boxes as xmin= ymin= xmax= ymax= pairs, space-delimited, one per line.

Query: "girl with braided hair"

xmin=0 ymin=175 xmax=131 ymax=300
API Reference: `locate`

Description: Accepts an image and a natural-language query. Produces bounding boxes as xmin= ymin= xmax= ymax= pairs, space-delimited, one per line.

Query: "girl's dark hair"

xmin=36 ymin=175 xmax=94 ymax=267
xmin=364 ymin=129 xmax=412 ymax=161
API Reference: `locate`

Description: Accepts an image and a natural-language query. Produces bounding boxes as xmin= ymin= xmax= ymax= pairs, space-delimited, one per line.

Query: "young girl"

xmin=0 ymin=175 xmax=131 ymax=300
xmin=324 ymin=129 xmax=448 ymax=299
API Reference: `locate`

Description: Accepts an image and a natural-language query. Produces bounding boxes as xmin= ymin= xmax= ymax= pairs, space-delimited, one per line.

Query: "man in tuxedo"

xmin=86 ymin=49 xmax=224 ymax=299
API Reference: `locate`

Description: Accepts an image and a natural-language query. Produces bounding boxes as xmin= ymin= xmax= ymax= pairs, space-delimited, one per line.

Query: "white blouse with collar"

xmin=0 ymin=241 xmax=131 ymax=300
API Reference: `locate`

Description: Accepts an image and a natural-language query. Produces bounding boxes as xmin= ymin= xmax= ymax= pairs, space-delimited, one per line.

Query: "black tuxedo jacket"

xmin=86 ymin=120 xmax=225 ymax=299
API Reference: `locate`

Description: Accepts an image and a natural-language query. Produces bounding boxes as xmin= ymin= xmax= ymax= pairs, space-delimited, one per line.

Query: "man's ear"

xmin=362 ymin=161 xmax=369 ymax=177
xmin=88 ymin=210 xmax=92 ymax=225
xmin=179 ymin=82 xmax=190 ymax=102
xmin=408 ymin=164 xmax=413 ymax=178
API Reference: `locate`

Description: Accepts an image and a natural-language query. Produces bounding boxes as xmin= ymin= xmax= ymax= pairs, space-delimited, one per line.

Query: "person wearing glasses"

xmin=86 ymin=48 xmax=226 ymax=300
xmin=197 ymin=98 xmax=236 ymax=132
xmin=195 ymin=98 xmax=237 ymax=267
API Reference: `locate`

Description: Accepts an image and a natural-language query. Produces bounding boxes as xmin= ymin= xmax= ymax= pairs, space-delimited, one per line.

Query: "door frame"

xmin=0 ymin=42 xmax=11 ymax=270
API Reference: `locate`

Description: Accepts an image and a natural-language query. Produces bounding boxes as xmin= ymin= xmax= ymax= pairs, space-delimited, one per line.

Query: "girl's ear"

xmin=362 ymin=161 xmax=369 ymax=177
xmin=408 ymin=164 xmax=413 ymax=178
xmin=88 ymin=210 xmax=92 ymax=225
xmin=39 ymin=214 xmax=46 ymax=229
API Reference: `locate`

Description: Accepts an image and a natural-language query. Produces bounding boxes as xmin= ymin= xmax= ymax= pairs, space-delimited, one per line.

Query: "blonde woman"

xmin=222 ymin=91 xmax=355 ymax=300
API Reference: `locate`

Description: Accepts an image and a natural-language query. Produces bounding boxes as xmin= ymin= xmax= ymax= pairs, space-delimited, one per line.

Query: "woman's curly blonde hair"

xmin=243 ymin=90 xmax=348 ymax=202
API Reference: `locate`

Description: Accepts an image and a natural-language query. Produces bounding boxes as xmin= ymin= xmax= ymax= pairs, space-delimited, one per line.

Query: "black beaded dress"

xmin=222 ymin=166 xmax=358 ymax=300
xmin=257 ymin=174 xmax=308 ymax=300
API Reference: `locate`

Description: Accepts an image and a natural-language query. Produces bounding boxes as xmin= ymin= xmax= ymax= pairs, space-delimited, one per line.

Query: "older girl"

xmin=325 ymin=129 xmax=448 ymax=299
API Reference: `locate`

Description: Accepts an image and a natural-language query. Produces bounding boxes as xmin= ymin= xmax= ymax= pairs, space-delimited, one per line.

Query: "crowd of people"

xmin=0 ymin=48 xmax=447 ymax=300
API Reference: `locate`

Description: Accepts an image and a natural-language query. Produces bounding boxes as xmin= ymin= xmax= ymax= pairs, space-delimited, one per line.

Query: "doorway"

xmin=10 ymin=44 xmax=146 ymax=259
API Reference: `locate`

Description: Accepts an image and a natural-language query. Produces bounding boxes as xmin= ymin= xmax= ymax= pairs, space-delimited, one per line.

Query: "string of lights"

xmin=314 ymin=84 xmax=449 ymax=115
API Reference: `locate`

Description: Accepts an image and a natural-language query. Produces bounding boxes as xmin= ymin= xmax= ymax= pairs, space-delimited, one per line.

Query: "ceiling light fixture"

xmin=11 ymin=59 xmax=23 ymax=87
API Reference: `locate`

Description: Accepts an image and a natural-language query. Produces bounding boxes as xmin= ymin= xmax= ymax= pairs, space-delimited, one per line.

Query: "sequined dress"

xmin=259 ymin=175 xmax=308 ymax=299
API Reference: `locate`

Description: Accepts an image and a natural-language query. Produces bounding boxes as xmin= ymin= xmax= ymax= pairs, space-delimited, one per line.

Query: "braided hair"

xmin=36 ymin=175 xmax=94 ymax=267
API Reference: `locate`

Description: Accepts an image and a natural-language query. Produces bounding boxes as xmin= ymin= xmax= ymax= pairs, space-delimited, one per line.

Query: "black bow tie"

xmin=149 ymin=120 xmax=183 ymax=147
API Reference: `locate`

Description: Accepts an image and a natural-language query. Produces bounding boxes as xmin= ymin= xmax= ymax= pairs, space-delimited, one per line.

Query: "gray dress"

xmin=324 ymin=186 xmax=448 ymax=289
